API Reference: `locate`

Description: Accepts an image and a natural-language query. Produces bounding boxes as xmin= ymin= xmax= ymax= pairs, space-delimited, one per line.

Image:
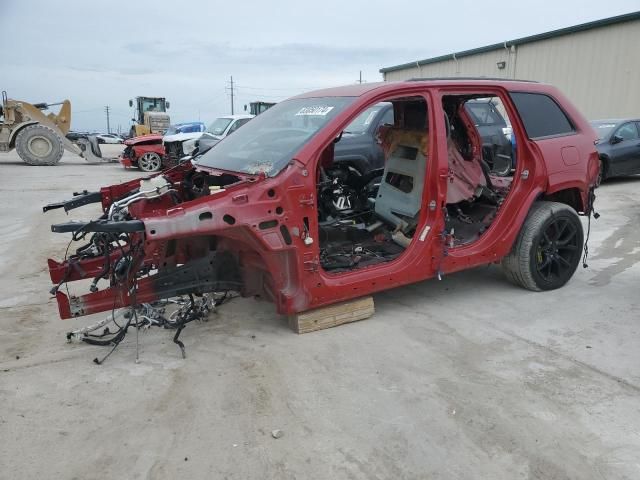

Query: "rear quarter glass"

xmin=510 ymin=92 xmax=575 ymax=139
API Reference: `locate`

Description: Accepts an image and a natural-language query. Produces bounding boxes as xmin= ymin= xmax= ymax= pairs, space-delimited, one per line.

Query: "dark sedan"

xmin=333 ymin=102 xmax=394 ymax=172
xmin=591 ymin=118 xmax=640 ymax=185
xmin=333 ymin=99 xmax=514 ymax=177
xmin=465 ymin=99 xmax=513 ymax=176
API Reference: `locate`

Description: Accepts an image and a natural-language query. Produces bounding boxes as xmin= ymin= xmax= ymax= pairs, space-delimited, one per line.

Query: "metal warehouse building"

xmin=380 ymin=11 xmax=640 ymax=120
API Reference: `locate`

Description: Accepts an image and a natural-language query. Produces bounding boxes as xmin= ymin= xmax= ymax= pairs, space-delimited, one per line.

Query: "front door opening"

xmin=316 ymin=96 xmax=430 ymax=272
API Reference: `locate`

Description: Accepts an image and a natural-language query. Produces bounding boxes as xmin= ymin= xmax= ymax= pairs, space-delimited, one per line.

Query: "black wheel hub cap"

xmin=536 ymin=217 xmax=579 ymax=282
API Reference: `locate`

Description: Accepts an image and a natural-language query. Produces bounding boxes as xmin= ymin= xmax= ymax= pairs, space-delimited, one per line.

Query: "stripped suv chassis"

xmin=43 ymin=80 xmax=599 ymax=350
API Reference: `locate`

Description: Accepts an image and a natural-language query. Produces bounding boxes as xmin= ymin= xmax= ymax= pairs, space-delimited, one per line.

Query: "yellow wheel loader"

xmin=0 ymin=91 xmax=113 ymax=165
xmin=129 ymin=96 xmax=170 ymax=137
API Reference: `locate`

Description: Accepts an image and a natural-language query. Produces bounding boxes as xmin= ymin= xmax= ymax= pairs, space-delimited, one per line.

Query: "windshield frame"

xmin=195 ymin=96 xmax=356 ymax=176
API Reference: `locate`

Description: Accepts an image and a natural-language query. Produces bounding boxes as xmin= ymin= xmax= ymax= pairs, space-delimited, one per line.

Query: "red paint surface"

xmin=49 ymin=80 xmax=598 ymax=319
xmin=121 ymin=134 xmax=165 ymax=170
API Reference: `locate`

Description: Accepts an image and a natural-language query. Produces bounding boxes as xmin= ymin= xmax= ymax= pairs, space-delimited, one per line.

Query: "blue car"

xmin=164 ymin=122 xmax=206 ymax=135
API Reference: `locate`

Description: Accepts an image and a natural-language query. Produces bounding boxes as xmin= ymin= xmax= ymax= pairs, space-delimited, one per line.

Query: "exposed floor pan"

xmin=446 ymin=201 xmax=500 ymax=246
xmin=320 ymin=227 xmax=405 ymax=271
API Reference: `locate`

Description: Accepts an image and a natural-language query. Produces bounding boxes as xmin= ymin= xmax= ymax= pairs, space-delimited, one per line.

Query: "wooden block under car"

xmin=288 ymin=296 xmax=375 ymax=334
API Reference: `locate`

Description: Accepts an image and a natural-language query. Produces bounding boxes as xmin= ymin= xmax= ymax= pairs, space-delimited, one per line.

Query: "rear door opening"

xmin=441 ymin=93 xmax=518 ymax=247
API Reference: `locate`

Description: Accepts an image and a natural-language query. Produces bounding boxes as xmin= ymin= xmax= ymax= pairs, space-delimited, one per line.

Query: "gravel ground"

xmin=1 ymin=145 xmax=639 ymax=479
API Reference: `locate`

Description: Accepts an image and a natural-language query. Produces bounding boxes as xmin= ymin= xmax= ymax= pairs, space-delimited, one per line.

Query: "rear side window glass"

xmin=510 ymin=92 xmax=575 ymax=139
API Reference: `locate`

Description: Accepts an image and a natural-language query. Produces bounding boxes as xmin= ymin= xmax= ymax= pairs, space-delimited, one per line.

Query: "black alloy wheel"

xmin=502 ymin=201 xmax=584 ymax=291
xmin=534 ymin=216 xmax=581 ymax=285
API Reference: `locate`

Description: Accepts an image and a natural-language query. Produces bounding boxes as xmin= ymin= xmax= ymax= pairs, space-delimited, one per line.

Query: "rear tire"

xmin=502 ymin=201 xmax=583 ymax=291
xmin=15 ymin=124 xmax=64 ymax=166
xmin=138 ymin=152 xmax=162 ymax=172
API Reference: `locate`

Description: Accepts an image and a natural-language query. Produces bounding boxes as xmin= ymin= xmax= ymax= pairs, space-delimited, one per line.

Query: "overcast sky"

xmin=1 ymin=0 xmax=637 ymax=132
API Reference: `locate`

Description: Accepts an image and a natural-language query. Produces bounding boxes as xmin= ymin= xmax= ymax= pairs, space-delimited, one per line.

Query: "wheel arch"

xmin=598 ymin=153 xmax=610 ymax=175
xmin=542 ymin=186 xmax=586 ymax=214
xmin=8 ymin=121 xmax=38 ymax=148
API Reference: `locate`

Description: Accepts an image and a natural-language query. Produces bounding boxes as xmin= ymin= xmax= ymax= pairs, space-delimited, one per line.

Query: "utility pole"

xmin=358 ymin=71 xmax=362 ymax=84
xmin=104 ymin=105 xmax=111 ymax=133
xmin=230 ymin=75 xmax=235 ymax=115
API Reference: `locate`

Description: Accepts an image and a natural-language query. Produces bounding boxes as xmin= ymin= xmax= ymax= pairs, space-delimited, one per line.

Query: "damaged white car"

xmin=162 ymin=121 xmax=206 ymax=163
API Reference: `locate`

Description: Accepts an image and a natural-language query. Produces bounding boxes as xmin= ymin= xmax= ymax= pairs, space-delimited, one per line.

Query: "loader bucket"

xmin=75 ymin=135 xmax=118 ymax=163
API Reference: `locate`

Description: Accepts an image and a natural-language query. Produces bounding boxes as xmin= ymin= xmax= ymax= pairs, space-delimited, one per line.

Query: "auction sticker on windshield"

xmin=295 ymin=106 xmax=334 ymax=116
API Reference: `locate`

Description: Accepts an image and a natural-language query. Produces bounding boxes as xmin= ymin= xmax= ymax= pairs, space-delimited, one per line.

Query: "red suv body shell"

xmin=47 ymin=80 xmax=599 ymax=320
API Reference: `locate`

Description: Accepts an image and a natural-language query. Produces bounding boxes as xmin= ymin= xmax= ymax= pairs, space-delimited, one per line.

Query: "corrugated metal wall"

xmin=384 ymin=48 xmax=516 ymax=82
xmin=383 ymin=20 xmax=640 ymax=119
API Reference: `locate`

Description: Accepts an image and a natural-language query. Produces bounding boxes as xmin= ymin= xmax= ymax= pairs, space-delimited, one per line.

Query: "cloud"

xmin=66 ymin=65 xmax=155 ymax=76
xmin=119 ymin=40 xmax=429 ymax=70
xmin=2 ymin=0 xmax=638 ymax=131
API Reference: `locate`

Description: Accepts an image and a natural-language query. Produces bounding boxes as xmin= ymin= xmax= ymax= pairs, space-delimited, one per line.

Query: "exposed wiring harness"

xmin=582 ymin=187 xmax=600 ymax=268
xmin=54 ymin=175 xmax=235 ymax=363
xmin=66 ymin=291 xmax=235 ymax=363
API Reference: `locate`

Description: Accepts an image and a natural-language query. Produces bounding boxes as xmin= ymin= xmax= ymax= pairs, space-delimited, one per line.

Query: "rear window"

xmin=510 ymin=92 xmax=575 ymax=139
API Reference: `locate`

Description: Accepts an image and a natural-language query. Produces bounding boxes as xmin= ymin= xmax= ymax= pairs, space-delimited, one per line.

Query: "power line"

xmin=229 ymin=76 xmax=234 ymax=115
xmin=73 ymin=107 xmax=105 ymax=114
xmin=234 ymin=90 xmax=289 ymax=100
xmin=104 ymin=105 xmax=111 ymax=133
xmin=169 ymin=94 xmax=227 ymax=115
xmin=200 ymin=92 xmax=229 ymax=107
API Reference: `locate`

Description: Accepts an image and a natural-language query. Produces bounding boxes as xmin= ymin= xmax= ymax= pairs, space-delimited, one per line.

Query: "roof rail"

xmin=407 ymin=77 xmax=539 ymax=83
